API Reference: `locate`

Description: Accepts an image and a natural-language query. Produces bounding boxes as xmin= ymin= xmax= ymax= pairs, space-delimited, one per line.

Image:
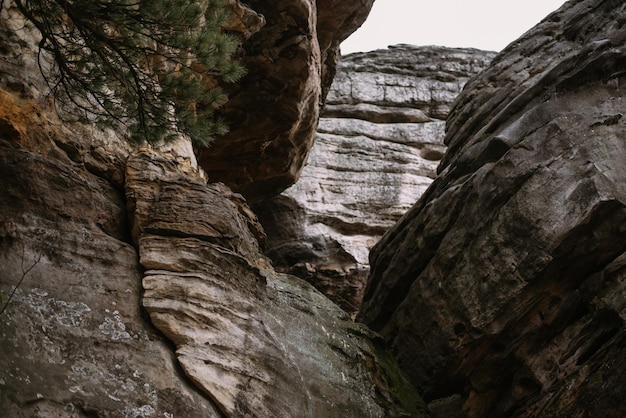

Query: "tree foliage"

xmin=14 ymin=0 xmax=245 ymax=146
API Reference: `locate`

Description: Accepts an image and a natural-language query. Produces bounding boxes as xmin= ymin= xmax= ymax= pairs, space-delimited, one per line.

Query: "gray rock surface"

xmin=255 ymin=45 xmax=496 ymax=315
xmin=0 ymin=139 xmax=224 ymax=418
xmin=127 ymin=150 xmax=426 ymax=417
xmin=358 ymin=1 xmax=626 ymax=417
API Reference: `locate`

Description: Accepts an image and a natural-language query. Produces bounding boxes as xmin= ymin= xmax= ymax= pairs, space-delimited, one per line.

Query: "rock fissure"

xmin=0 ymin=0 xmax=429 ymax=415
xmin=3 ymin=0 xmax=626 ymax=416
xmin=256 ymin=45 xmax=495 ymax=315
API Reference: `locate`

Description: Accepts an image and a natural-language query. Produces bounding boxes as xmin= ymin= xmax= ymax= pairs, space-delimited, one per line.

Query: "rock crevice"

xmin=126 ymin=150 xmax=426 ymax=417
xmin=255 ymin=45 xmax=496 ymax=315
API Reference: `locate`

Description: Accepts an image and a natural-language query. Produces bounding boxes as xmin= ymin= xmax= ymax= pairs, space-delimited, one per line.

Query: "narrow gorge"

xmin=255 ymin=45 xmax=495 ymax=315
xmin=1 ymin=0 xmax=625 ymax=417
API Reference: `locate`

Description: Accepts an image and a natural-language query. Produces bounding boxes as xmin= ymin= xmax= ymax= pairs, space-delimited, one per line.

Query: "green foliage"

xmin=14 ymin=0 xmax=245 ymax=146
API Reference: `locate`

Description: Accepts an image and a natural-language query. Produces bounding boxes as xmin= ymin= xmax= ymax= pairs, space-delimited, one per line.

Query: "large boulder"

xmin=198 ymin=0 xmax=375 ymax=202
xmin=358 ymin=1 xmax=626 ymax=417
xmin=255 ymin=46 xmax=495 ymax=315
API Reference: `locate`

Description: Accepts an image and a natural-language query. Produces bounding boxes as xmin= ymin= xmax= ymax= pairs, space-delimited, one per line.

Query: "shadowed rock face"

xmin=4 ymin=0 xmax=626 ymax=415
xmin=255 ymin=46 xmax=495 ymax=315
xmin=358 ymin=1 xmax=626 ymax=417
xmin=0 ymin=111 xmax=225 ymax=417
xmin=126 ymin=150 xmax=426 ymax=417
xmin=198 ymin=0 xmax=374 ymax=202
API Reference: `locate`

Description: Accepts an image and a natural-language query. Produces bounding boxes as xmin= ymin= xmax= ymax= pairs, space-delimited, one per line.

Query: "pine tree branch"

xmin=0 ymin=243 xmax=42 ymax=316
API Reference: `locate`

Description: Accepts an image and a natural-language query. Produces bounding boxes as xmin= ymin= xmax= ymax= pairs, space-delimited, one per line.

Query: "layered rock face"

xmin=255 ymin=46 xmax=495 ymax=315
xmin=0 ymin=0 xmax=426 ymax=417
xmin=358 ymin=1 xmax=626 ymax=417
xmin=0 ymin=134 xmax=225 ymax=417
xmin=1 ymin=129 xmax=424 ymax=416
xmin=126 ymin=150 xmax=424 ymax=417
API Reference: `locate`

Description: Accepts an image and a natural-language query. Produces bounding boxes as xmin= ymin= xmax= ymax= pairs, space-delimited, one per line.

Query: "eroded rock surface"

xmin=358 ymin=1 xmax=626 ymax=417
xmin=0 ymin=94 xmax=424 ymax=416
xmin=0 ymin=1 xmax=424 ymax=416
xmin=126 ymin=150 xmax=426 ymax=417
xmin=198 ymin=0 xmax=374 ymax=201
xmin=255 ymin=46 xmax=495 ymax=315
xmin=0 ymin=104 xmax=225 ymax=417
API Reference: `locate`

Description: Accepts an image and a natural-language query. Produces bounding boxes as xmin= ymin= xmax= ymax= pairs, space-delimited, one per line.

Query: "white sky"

xmin=341 ymin=0 xmax=567 ymax=54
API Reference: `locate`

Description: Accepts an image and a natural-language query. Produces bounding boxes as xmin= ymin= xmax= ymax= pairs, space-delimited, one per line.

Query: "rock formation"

xmin=358 ymin=0 xmax=626 ymax=417
xmin=126 ymin=149 xmax=424 ymax=417
xmin=198 ymin=0 xmax=375 ymax=202
xmin=0 ymin=0 xmax=426 ymax=417
xmin=255 ymin=45 xmax=496 ymax=315
xmin=4 ymin=0 xmax=626 ymax=415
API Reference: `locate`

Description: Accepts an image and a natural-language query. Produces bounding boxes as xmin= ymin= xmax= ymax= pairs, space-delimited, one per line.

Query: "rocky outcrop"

xmin=198 ymin=0 xmax=375 ymax=202
xmin=358 ymin=1 xmax=626 ymax=417
xmin=255 ymin=46 xmax=496 ymax=315
xmin=0 ymin=126 xmax=424 ymax=417
xmin=126 ymin=150 xmax=425 ymax=417
xmin=0 ymin=116 xmax=425 ymax=416
xmin=0 ymin=103 xmax=224 ymax=417
xmin=0 ymin=0 xmax=424 ymax=416
xmin=8 ymin=0 xmax=626 ymax=415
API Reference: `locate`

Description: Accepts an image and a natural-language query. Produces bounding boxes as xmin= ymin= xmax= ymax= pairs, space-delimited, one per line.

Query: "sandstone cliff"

xmin=358 ymin=1 xmax=626 ymax=417
xmin=3 ymin=0 xmax=626 ymax=416
xmin=255 ymin=45 xmax=496 ymax=315
xmin=0 ymin=1 xmax=426 ymax=417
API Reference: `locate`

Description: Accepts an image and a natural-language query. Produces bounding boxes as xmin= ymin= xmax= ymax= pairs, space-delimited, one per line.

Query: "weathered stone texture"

xmin=255 ymin=46 xmax=495 ymax=315
xmin=358 ymin=1 xmax=626 ymax=417
xmin=127 ymin=150 xmax=426 ymax=417
xmin=0 ymin=94 xmax=423 ymax=416
xmin=0 ymin=0 xmax=426 ymax=416
xmin=0 ymin=107 xmax=224 ymax=417
xmin=198 ymin=0 xmax=374 ymax=202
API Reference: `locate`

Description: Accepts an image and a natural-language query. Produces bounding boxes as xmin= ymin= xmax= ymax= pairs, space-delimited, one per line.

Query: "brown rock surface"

xmin=0 ymin=102 xmax=225 ymax=417
xmin=0 ymin=99 xmax=424 ymax=416
xmin=198 ymin=0 xmax=374 ymax=202
xmin=358 ymin=1 xmax=626 ymax=417
xmin=0 ymin=1 xmax=424 ymax=416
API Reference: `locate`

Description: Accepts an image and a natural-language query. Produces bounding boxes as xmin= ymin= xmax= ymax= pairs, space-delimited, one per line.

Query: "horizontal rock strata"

xmin=0 ymin=0 xmax=425 ymax=414
xmin=0 ymin=107 xmax=224 ymax=417
xmin=126 ymin=150 xmax=426 ymax=417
